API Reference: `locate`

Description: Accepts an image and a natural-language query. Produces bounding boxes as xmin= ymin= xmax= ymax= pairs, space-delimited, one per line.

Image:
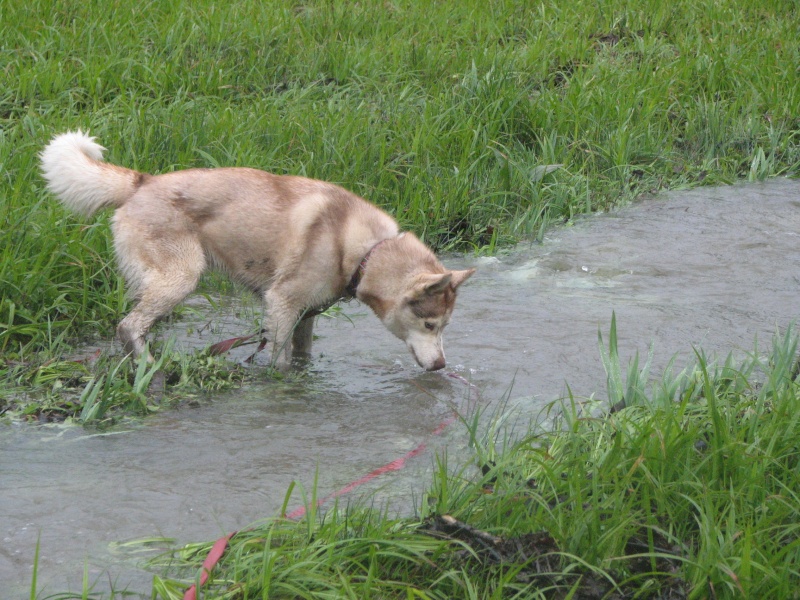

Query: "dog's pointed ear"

xmin=449 ymin=268 xmax=475 ymax=290
xmin=412 ymin=273 xmax=452 ymax=297
xmin=412 ymin=269 xmax=475 ymax=298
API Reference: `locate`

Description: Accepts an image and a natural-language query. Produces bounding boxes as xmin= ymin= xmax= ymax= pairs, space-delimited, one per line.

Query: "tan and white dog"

xmin=40 ymin=132 xmax=474 ymax=371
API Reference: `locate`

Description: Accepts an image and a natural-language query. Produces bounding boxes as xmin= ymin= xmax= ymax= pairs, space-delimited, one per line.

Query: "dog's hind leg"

xmin=116 ymin=238 xmax=206 ymax=359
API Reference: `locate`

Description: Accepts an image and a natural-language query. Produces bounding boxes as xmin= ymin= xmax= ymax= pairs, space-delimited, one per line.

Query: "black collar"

xmin=344 ymin=238 xmax=389 ymax=297
xmin=302 ymin=238 xmax=391 ymax=320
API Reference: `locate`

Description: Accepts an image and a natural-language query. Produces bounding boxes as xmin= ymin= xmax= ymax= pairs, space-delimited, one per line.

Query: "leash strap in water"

xmin=184 ymin=337 xmax=476 ymax=598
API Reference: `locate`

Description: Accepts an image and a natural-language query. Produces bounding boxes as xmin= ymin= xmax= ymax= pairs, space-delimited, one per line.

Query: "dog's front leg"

xmin=292 ymin=317 xmax=315 ymax=355
xmin=264 ymin=290 xmax=301 ymax=371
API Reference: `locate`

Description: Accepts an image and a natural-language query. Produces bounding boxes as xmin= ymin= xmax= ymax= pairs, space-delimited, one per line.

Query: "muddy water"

xmin=2 ymin=179 xmax=799 ymax=597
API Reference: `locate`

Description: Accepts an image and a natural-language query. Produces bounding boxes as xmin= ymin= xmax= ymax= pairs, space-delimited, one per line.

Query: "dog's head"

xmin=382 ymin=268 xmax=475 ymax=371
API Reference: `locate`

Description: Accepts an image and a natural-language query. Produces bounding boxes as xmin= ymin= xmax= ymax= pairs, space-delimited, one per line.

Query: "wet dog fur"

xmin=40 ymin=131 xmax=474 ymax=371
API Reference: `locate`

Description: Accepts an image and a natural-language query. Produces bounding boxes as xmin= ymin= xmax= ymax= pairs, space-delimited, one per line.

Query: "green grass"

xmin=88 ymin=322 xmax=794 ymax=600
xmin=3 ymin=2 xmax=800 ymax=593
xmin=1 ymin=0 xmax=799 ymax=367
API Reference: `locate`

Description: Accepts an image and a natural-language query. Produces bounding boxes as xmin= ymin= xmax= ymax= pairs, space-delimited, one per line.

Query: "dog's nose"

xmin=428 ymin=357 xmax=446 ymax=371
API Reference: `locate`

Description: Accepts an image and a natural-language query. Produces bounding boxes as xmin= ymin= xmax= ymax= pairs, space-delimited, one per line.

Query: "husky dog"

xmin=40 ymin=132 xmax=474 ymax=371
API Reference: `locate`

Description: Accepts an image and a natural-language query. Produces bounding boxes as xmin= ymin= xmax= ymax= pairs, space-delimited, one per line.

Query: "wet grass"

xmin=2 ymin=0 xmax=799 ymax=390
xmin=0 ymin=340 xmax=248 ymax=425
xmin=63 ymin=322 xmax=795 ymax=600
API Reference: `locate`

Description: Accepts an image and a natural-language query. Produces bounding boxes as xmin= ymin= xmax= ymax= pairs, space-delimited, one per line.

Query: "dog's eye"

xmin=424 ymin=322 xmax=435 ymax=331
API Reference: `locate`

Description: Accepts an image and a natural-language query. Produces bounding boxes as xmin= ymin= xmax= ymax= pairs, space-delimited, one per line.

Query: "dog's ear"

xmin=449 ymin=268 xmax=475 ymax=290
xmin=412 ymin=273 xmax=452 ymax=297
xmin=412 ymin=269 xmax=475 ymax=297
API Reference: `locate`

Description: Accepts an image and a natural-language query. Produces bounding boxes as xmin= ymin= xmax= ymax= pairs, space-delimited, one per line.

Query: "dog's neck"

xmin=345 ymin=236 xmax=395 ymax=297
xmin=301 ymin=236 xmax=398 ymax=320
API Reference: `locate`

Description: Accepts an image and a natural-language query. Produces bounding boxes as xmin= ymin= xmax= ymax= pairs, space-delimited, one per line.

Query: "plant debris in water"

xmin=0 ymin=342 xmax=248 ymax=426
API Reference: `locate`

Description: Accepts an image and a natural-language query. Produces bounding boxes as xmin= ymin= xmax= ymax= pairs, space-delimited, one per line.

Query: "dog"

xmin=40 ymin=131 xmax=474 ymax=371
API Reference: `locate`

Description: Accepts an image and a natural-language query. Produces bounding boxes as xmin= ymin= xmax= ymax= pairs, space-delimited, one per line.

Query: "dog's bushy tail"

xmin=40 ymin=131 xmax=141 ymax=216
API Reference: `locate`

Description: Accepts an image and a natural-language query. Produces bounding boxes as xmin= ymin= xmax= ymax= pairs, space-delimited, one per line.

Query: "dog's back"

xmin=41 ymin=132 xmax=398 ymax=294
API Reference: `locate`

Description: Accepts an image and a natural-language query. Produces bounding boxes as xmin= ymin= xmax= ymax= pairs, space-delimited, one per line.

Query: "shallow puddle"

xmin=2 ymin=179 xmax=799 ymax=597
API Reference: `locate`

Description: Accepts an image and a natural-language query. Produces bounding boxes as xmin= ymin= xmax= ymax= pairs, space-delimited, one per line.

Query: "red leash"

xmin=284 ymin=413 xmax=457 ymax=520
xmin=183 ymin=336 xmax=477 ymax=599
xmin=182 ymin=532 xmax=236 ymax=600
